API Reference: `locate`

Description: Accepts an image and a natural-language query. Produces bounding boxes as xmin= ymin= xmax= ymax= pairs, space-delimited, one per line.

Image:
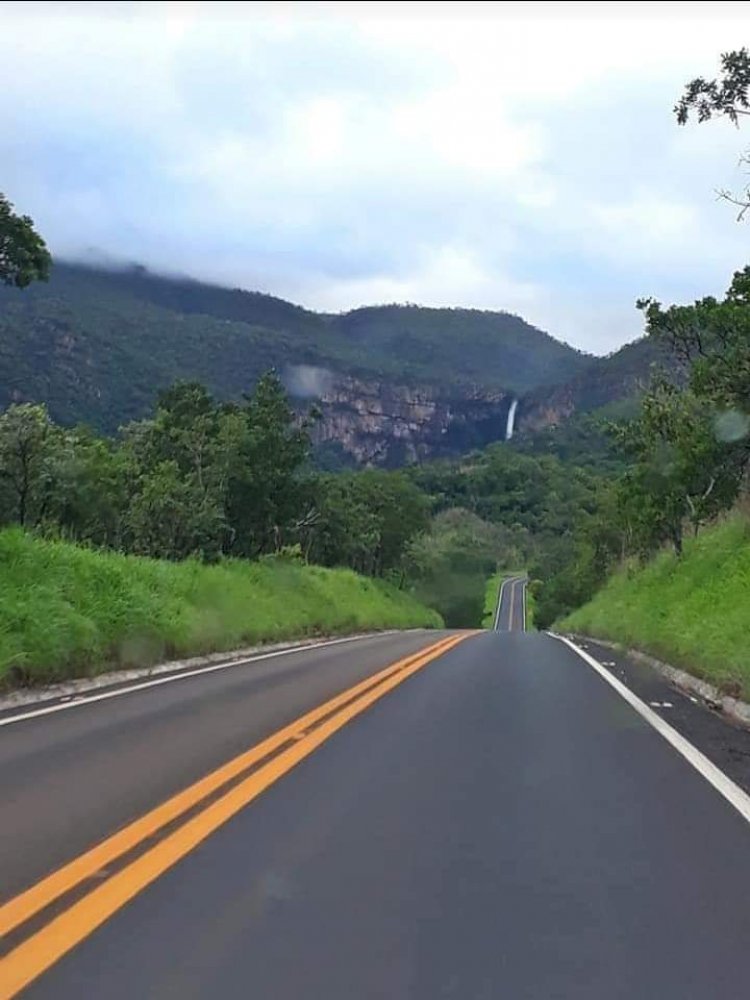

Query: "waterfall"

xmin=505 ymin=398 xmax=518 ymax=441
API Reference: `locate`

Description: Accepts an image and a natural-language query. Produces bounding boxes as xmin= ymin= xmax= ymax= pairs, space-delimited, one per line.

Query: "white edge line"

xmin=521 ymin=579 xmax=527 ymax=633
xmin=0 ymin=632 xmax=407 ymax=729
xmin=493 ymin=577 xmax=510 ymax=631
xmin=551 ymin=632 xmax=750 ymax=826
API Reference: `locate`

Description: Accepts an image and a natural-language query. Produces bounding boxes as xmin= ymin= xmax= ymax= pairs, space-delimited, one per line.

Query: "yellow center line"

xmin=508 ymin=580 xmax=516 ymax=631
xmin=0 ymin=631 xmax=473 ymax=999
xmin=0 ymin=633 xmax=458 ymax=940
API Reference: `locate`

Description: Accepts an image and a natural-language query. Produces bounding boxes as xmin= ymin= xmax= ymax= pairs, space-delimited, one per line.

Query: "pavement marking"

xmin=0 ymin=633 xmax=459 ymax=940
xmin=493 ymin=577 xmax=527 ymax=633
xmin=0 ymin=632 xmax=472 ymax=999
xmin=0 ymin=633 xmax=406 ymax=729
xmin=553 ymin=634 xmax=750 ymax=827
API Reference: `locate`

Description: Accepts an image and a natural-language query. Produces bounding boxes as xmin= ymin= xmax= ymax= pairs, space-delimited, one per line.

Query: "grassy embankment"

xmin=560 ymin=514 xmax=750 ymax=698
xmin=0 ymin=528 xmax=442 ymax=689
xmin=482 ymin=571 xmax=533 ymax=629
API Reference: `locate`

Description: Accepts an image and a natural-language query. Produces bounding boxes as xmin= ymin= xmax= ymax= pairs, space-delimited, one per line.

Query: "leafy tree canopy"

xmin=675 ymin=48 xmax=750 ymax=219
xmin=638 ymin=267 xmax=750 ymax=412
xmin=675 ymin=47 xmax=750 ymax=125
xmin=0 ymin=193 xmax=51 ymax=288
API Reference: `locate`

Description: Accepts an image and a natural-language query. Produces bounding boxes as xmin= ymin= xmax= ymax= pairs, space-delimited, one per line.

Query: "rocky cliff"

xmin=310 ymin=374 xmax=516 ymax=466
xmin=309 ymin=336 xmax=679 ymax=466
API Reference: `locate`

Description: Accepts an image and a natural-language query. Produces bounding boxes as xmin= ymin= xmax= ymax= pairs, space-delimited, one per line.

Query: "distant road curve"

xmin=493 ymin=575 xmax=527 ymax=632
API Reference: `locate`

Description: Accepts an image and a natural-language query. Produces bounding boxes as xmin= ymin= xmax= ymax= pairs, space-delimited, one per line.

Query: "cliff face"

xmin=515 ymin=387 xmax=576 ymax=435
xmin=311 ymin=375 xmax=516 ymax=466
xmin=309 ymin=336 xmax=678 ymax=466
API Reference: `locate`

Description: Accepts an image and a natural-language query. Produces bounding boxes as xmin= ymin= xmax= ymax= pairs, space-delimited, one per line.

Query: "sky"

xmin=1 ymin=1 xmax=748 ymax=354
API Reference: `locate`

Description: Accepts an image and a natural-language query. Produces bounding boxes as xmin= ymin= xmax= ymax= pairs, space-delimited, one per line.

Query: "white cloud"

xmin=304 ymin=243 xmax=542 ymax=314
xmin=0 ymin=2 xmax=748 ymax=354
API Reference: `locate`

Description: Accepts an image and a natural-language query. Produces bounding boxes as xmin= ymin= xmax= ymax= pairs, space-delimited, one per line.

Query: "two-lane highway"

xmin=493 ymin=574 xmax=526 ymax=632
xmin=2 ymin=626 xmax=750 ymax=998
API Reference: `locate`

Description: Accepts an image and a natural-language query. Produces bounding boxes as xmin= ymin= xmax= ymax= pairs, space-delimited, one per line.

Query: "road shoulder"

xmin=560 ymin=633 xmax=750 ymax=796
xmin=0 ymin=630 xmax=428 ymax=720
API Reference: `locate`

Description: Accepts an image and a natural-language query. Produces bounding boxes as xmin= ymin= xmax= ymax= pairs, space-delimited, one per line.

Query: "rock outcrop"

xmin=311 ymin=374 xmax=516 ymax=466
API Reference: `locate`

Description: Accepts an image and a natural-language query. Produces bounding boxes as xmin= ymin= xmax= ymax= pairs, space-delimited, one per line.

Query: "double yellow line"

xmin=508 ymin=581 xmax=516 ymax=631
xmin=0 ymin=632 xmax=470 ymax=998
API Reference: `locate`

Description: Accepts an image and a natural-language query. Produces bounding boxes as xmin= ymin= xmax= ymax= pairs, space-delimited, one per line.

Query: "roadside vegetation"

xmin=525 ymin=588 xmax=536 ymax=630
xmin=0 ymin=528 xmax=441 ymax=688
xmin=561 ymin=516 xmax=750 ymax=698
xmin=481 ymin=573 xmax=503 ymax=628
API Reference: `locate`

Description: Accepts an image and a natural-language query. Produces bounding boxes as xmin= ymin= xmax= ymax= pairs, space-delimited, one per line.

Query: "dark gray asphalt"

xmin=8 ymin=630 xmax=750 ymax=999
xmin=493 ymin=575 xmax=526 ymax=631
xmin=0 ymin=630 xmax=450 ymax=901
xmin=573 ymin=635 xmax=750 ymax=796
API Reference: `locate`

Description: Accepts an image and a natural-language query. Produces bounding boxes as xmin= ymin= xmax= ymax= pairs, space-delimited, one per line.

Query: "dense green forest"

xmin=0 ymin=368 xmax=599 ymax=628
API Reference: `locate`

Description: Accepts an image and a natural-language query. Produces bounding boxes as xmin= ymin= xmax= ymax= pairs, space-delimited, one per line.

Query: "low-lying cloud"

xmin=283 ymin=365 xmax=334 ymax=400
xmin=1 ymin=4 xmax=748 ymax=354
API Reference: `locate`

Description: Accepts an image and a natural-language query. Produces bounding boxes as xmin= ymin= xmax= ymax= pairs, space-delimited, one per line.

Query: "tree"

xmin=675 ymin=48 xmax=750 ymax=219
xmin=638 ymin=268 xmax=750 ymax=415
xmin=122 ymin=382 xmax=234 ymax=560
xmin=304 ymin=475 xmax=381 ymax=573
xmin=125 ymin=460 xmax=227 ymax=561
xmin=611 ymin=381 xmax=745 ymax=557
xmin=0 ymin=404 xmax=61 ymax=527
xmin=46 ymin=428 xmax=128 ymax=547
xmin=126 ymin=381 xmax=233 ymax=495
xmin=306 ymin=470 xmax=429 ymax=577
xmin=403 ymin=508 xmax=509 ymax=626
xmin=0 ymin=193 xmax=51 ymax=287
xmin=226 ymin=372 xmax=312 ymax=557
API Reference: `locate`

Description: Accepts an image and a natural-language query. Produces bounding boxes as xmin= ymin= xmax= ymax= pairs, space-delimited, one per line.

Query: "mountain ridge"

xmin=0 ymin=261 xmax=663 ymax=462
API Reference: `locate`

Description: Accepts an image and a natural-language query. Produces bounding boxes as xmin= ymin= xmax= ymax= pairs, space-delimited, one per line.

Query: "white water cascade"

xmin=505 ymin=398 xmax=518 ymax=441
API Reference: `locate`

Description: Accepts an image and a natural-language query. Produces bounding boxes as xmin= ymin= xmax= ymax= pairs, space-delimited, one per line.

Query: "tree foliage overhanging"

xmin=0 ymin=193 xmax=51 ymax=289
xmin=675 ymin=47 xmax=750 ymax=219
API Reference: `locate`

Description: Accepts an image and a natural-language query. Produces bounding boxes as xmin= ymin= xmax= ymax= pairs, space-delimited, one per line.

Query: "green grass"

xmin=482 ymin=573 xmax=502 ymax=627
xmin=0 ymin=528 xmax=443 ymax=688
xmin=525 ymin=588 xmax=536 ymax=630
xmin=560 ymin=514 xmax=750 ymax=698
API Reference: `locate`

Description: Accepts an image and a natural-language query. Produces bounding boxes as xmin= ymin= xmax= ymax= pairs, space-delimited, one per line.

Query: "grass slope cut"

xmin=0 ymin=528 xmax=442 ymax=688
xmin=561 ymin=515 xmax=750 ymax=698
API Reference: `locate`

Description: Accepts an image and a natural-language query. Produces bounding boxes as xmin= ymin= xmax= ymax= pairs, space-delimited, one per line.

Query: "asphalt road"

xmin=493 ymin=575 xmax=526 ymax=631
xmin=3 ymin=628 xmax=750 ymax=999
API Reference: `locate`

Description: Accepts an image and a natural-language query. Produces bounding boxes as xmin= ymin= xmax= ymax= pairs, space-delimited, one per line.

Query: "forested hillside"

xmin=0 ymin=262 xmax=588 ymax=433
